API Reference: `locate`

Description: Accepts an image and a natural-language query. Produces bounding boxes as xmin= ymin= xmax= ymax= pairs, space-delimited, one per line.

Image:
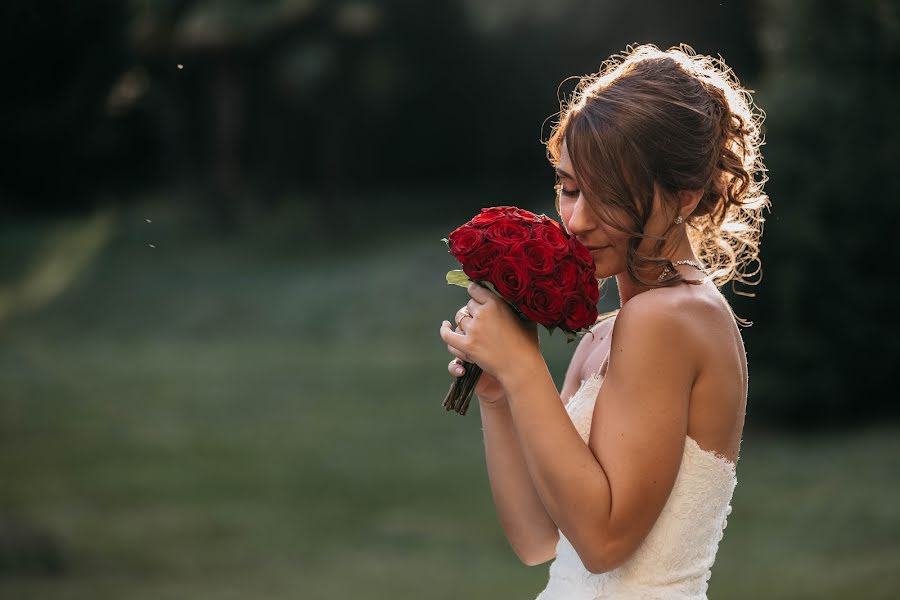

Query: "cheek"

xmin=559 ymin=205 xmax=573 ymax=231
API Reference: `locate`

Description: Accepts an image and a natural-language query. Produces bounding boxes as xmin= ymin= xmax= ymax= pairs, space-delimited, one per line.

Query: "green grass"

xmin=0 ymin=207 xmax=898 ymax=599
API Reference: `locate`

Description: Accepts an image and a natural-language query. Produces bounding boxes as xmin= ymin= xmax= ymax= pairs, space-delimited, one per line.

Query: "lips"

xmin=578 ymin=240 xmax=609 ymax=250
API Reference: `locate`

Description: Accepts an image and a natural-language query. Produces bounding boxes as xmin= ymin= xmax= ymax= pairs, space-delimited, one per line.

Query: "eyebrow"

xmin=555 ymin=167 xmax=575 ymax=180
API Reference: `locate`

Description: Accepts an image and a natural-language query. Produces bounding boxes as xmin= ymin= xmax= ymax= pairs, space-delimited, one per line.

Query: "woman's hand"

xmin=440 ymin=282 xmax=542 ymax=390
xmin=443 ymin=299 xmax=506 ymax=404
xmin=446 ymin=355 xmax=506 ymax=406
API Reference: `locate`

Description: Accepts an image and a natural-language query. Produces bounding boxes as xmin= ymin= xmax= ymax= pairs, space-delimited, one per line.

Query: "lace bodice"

xmin=534 ymin=370 xmax=738 ymax=600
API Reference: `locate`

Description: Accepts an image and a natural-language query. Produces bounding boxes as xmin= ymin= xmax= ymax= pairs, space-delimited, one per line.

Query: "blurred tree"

xmin=464 ymin=0 xmax=762 ymax=180
xmin=131 ymin=0 xmax=326 ymax=228
xmin=734 ymin=0 xmax=900 ymax=426
xmin=0 ymin=0 xmax=764 ymax=224
xmin=0 ymin=1 xmax=132 ymax=213
xmin=128 ymin=0 xmax=481 ymax=228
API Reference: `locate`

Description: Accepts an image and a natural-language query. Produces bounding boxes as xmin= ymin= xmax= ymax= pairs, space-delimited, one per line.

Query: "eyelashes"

xmin=555 ymin=182 xmax=580 ymax=198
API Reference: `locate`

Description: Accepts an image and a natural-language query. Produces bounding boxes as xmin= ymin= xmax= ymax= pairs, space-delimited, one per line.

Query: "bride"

xmin=439 ymin=44 xmax=768 ymax=599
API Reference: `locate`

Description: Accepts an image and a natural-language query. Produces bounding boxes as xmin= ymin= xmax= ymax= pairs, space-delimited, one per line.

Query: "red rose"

xmin=484 ymin=220 xmax=532 ymax=245
xmin=517 ymin=278 xmax=565 ymax=325
xmin=569 ymin=237 xmax=594 ymax=267
xmin=447 ymin=225 xmax=484 ymax=259
xmin=461 ymin=240 xmax=506 ymax=280
xmin=470 ymin=206 xmax=517 ymax=228
xmin=510 ymin=239 xmax=556 ymax=275
xmin=507 ymin=208 xmax=543 ymax=223
xmin=490 ymin=255 xmax=529 ymax=304
xmin=535 ymin=222 xmax=570 ymax=259
xmin=579 ymin=270 xmax=600 ymax=305
xmin=562 ymin=294 xmax=597 ymax=330
xmin=540 ymin=214 xmax=559 ymax=225
xmin=551 ymin=257 xmax=580 ymax=291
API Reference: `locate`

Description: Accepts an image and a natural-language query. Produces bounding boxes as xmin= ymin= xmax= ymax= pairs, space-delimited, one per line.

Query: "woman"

xmin=438 ymin=43 xmax=768 ymax=599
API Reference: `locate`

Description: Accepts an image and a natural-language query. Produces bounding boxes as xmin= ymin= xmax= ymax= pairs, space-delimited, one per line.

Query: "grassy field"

xmin=1 ymin=206 xmax=898 ymax=599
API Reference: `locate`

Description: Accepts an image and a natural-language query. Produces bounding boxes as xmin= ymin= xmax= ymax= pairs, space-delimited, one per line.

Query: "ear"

xmin=676 ymin=189 xmax=704 ymax=217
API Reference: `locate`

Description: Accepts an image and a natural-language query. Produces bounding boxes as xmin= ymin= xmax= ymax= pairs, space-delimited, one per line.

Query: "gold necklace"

xmin=658 ymin=259 xmax=707 ymax=282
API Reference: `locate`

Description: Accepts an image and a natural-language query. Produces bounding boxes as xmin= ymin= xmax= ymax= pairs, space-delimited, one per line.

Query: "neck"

xmin=614 ymin=238 xmax=702 ymax=306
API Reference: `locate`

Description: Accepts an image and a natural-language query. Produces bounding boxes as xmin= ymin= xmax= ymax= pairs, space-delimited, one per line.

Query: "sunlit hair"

xmin=544 ymin=43 xmax=770 ymax=323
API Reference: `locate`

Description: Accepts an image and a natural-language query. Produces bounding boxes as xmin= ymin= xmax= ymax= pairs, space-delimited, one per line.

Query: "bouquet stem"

xmin=442 ymin=361 xmax=483 ymax=416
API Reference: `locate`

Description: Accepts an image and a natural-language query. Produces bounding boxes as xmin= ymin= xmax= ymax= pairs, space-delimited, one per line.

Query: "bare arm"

xmin=498 ymin=300 xmax=694 ymax=574
xmin=480 ymin=399 xmax=559 ymax=565
xmin=479 ymin=319 xmax=606 ymax=565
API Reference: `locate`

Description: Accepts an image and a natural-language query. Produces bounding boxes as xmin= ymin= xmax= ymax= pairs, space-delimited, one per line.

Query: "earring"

xmin=674 ymin=215 xmax=684 ymax=225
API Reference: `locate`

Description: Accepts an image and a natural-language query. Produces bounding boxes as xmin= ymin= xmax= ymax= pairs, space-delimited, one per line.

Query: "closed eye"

xmin=555 ymin=179 xmax=580 ymax=199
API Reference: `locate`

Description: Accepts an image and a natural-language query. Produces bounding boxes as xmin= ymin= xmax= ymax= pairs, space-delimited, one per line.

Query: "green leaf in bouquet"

xmin=446 ymin=270 xmax=472 ymax=288
xmin=478 ymin=280 xmax=500 ymax=296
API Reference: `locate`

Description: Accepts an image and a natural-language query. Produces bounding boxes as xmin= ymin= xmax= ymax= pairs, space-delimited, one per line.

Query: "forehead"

xmin=558 ymin=138 xmax=573 ymax=170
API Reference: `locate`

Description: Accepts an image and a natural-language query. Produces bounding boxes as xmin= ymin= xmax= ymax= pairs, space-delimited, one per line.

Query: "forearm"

xmin=480 ymin=396 xmax=559 ymax=564
xmin=499 ymin=360 xmax=612 ymax=561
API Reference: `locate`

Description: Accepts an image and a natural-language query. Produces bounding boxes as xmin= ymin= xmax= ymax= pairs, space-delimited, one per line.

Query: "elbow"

xmin=512 ymin=535 xmax=559 ymax=567
xmin=573 ymin=513 xmax=647 ymax=574
xmin=583 ymin=555 xmax=616 ymax=575
xmin=519 ymin=550 xmax=556 ymax=567
xmin=582 ymin=539 xmax=631 ymax=575
xmin=515 ymin=544 xmax=557 ymax=567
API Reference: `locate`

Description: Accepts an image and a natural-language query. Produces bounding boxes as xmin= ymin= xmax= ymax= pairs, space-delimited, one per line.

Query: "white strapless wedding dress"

xmin=534 ymin=369 xmax=738 ymax=600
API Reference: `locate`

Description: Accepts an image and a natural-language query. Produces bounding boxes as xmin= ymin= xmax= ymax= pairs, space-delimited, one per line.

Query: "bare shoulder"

xmin=614 ymin=289 xmax=697 ymax=338
xmin=614 ymin=284 xmax=725 ymax=350
xmin=606 ymin=288 xmax=717 ymax=385
xmin=614 ymin=284 xmax=747 ymax=464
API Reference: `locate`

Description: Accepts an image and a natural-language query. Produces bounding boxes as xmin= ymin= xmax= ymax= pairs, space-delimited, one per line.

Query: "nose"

xmin=566 ymin=193 xmax=598 ymax=238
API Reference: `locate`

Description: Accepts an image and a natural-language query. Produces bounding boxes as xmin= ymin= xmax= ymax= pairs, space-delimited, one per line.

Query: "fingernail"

xmin=454 ymin=366 xmax=464 ymax=376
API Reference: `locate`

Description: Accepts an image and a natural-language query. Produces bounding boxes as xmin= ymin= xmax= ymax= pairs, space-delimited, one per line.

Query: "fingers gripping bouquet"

xmin=442 ymin=206 xmax=600 ymax=415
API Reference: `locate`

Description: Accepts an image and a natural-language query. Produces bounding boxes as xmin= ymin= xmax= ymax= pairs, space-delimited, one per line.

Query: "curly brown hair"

xmin=544 ymin=43 xmax=770 ymax=316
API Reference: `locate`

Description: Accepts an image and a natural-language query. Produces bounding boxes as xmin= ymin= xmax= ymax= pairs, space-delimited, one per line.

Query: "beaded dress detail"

xmin=534 ymin=368 xmax=738 ymax=600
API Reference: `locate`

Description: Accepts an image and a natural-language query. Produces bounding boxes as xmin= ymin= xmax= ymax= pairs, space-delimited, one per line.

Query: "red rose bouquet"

xmin=442 ymin=206 xmax=600 ymax=415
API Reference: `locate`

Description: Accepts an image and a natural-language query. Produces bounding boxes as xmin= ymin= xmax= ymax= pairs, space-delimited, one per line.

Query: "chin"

xmin=594 ymin=263 xmax=621 ymax=279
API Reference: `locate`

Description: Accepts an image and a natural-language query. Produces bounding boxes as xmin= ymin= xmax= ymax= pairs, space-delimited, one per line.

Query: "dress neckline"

xmin=574 ymin=369 xmax=738 ymax=472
